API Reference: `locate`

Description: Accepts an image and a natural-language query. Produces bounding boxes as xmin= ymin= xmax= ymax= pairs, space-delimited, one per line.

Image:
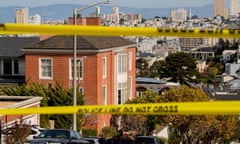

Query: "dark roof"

xmin=22 ymin=36 xmax=136 ymax=53
xmin=0 ymin=36 xmax=40 ymax=57
xmin=136 ymin=77 xmax=165 ymax=84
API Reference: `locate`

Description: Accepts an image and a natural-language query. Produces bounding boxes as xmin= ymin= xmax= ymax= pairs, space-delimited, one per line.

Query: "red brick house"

xmin=22 ymin=35 xmax=136 ymax=133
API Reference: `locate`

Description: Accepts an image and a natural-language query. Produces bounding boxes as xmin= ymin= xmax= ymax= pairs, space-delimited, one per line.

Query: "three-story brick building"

xmin=22 ymin=35 xmax=136 ymax=133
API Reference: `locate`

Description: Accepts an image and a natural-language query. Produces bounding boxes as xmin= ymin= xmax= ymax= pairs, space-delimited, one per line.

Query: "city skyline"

xmin=1 ymin=0 xmax=222 ymax=8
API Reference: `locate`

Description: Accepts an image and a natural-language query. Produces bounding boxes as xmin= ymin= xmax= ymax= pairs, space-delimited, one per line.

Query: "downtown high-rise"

xmin=15 ymin=7 xmax=29 ymax=23
xmin=230 ymin=0 xmax=240 ymax=17
xmin=214 ymin=0 xmax=225 ymax=17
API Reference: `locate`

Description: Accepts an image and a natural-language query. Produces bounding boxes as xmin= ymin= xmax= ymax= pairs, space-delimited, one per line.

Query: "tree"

xmin=207 ymin=67 xmax=219 ymax=80
xmin=100 ymin=126 xmax=119 ymax=139
xmin=155 ymin=86 xmax=237 ymax=143
xmin=136 ymin=58 xmax=149 ymax=77
xmin=4 ymin=119 xmax=32 ymax=144
xmin=202 ymin=58 xmax=224 ymax=85
xmin=0 ymin=81 xmax=84 ymax=131
xmin=118 ymin=86 xmax=238 ymax=143
xmin=149 ymin=60 xmax=164 ymax=78
xmin=159 ymin=52 xmax=199 ymax=84
xmin=191 ymin=15 xmax=198 ymax=19
xmin=110 ymin=90 xmax=159 ymax=136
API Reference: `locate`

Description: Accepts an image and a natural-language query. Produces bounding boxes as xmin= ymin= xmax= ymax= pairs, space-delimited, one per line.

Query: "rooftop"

xmin=0 ymin=36 xmax=40 ymax=57
xmin=22 ymin=36 xmax=136 ymax=54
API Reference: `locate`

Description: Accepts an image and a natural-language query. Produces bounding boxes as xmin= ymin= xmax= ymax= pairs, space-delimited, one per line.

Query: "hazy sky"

xmin=1 ymin=0 xmax=217 ymax=8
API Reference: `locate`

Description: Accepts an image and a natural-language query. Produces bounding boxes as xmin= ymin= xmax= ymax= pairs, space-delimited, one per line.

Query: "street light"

xmin=72 ymin=1 xmax=111 ymax=131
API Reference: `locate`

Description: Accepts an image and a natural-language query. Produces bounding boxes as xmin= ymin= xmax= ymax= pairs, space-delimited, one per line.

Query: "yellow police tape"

xmin=1 ymin=101 xmax=240 ymax=115
xmin=1 ymin=23 xmax=240 ymax=38
xmin=1 ymin=23 xmax=240 ymax=115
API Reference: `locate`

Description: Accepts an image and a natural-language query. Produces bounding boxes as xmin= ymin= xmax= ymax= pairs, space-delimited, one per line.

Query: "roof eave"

xmin=22 ymin=44 xmax=137 ymax=55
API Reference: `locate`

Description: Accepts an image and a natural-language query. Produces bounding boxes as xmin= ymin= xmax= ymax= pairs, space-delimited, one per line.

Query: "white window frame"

xmin=102 ymin=85 xmax=107 ymax=105
xmin=39 ymin=58 xmax=53 ymax=79
xmin=117 ymin=53 xmax=127 ymax=74
xmin=117 ymin=82 xmax=127 ymax=104
xmin=69 ymin=58 xmax=83 ymax=80
xmin=102 ymin=57 xmax=107 ymax=78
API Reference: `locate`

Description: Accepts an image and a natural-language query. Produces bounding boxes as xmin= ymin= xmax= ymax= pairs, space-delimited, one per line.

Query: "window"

xmin=117 ymin=82 xmax=127 ymax=104
xmin=0 ymin=59 xmax=20 ymax=75
xmin=70 ymin=58 xmax=83 ymax=80
xmin=102 ymin=57 xmax=107 ymax=78
xmin=117 ymin=53 xmax=127 ymax=73
xmin=3 ymin=59 xmax=12 ymax=75
xmin=102 ymin=85 xmax=107 ymax=105
xmin=39 ymin=58 xmax=52 ymax=79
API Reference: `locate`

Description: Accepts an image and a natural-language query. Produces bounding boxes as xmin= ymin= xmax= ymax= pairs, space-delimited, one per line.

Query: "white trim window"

xmin=69 ymin=58 xmax=83 ymax=80
xmin=102 ymin=57 xmax=107 ymax=78
xmin=117 ymin=82 xmax=127 ymax=104
xmin=117 ymin=53 xmax=127 ymax=74
xmin=39 ymin=58 xmax=52 ymax=79
xmin=102 ymin=85 xmax=107 ymax=105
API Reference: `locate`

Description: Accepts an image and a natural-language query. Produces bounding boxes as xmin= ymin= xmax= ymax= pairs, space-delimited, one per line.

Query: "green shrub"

xmin=100 ymin=126 xmax=118 ymax=139
xmin=82 ymin=128 xmax=97 ymax=137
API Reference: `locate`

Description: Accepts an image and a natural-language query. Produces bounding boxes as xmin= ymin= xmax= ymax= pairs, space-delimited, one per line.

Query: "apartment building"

xmin=230 ymin=0 xmax=240 ymax=17
xmin=15 ymin=7 xmax=41 ymax=24
xmin=179 ymin=37 xmax=207 ymax=50
xmin=15 ymin=7 xmax=29 ymax=24
xmin=214 ymin=0 xmax=228 ymax=18
xmin=170 ymin=8 xmax=187 ymax=22
xmin=22 ymin=35 xmax=136 ymax=132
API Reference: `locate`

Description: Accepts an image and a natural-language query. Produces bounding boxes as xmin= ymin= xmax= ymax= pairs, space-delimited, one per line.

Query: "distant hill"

xmin=0 ymin=4 xmax=213 ymax=23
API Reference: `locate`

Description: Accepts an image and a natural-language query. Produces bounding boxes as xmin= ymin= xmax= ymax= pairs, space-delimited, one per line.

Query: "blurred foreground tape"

xmin=1 ymin=23 xmax=240 ymax=38
xmin=0 ymin=101 xmax=240 ymax=115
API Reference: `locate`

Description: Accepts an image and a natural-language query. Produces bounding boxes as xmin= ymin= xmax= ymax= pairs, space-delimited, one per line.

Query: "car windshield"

xmin=37 ymin=130 xmax=70 ymax=139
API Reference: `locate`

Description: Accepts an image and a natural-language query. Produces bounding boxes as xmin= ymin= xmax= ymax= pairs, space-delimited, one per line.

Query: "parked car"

xmin=106 ymin=137 xmax=133 ymax=144
xmin=29 ymin=129 xmax=90 ymax=144
xmin=134 ymin=136 xmax=163 ymax=144
xmin=83 ymin=137 xmax=106 ymax=144
xmin=26 ymin=125 xmax=46 ymax=140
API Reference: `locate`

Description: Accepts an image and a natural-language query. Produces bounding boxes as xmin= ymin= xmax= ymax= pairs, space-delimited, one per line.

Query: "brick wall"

xmin=68 ymin=17 xmax=101 ymax=25
xmin=24 ymin=46 xmax=136 ymax=133
xmin=25 ymin=54 xmax=70 ymax=88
